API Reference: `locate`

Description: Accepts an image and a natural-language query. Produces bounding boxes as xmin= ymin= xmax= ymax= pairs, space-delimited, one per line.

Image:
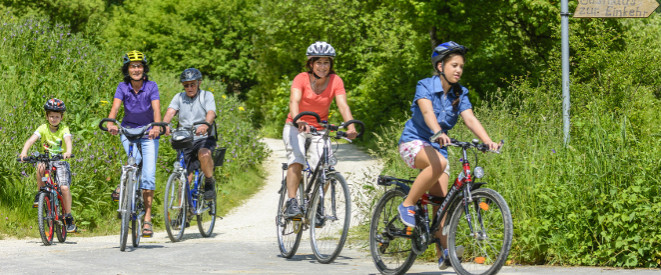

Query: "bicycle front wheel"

xmin=131 ymin=185 xmax=143 ymax=248
xmin=369 ymin=188 xmax=417 ymax=275
xmin=55 ymin=196 xmax=67 ymax=243
xmin=309 ymin=172 xmax=350 ymax=264
xmin=196 ymin=172 xmax=216 ymax=237
xmin=37 ymin=192 xmax=54 ymax=246
xmin=447 ymin=188 xmax=513 ymax=275
xmin=119 ymin=172 xmax=133 ymax=251
xmin=164 ymin=172 xmax=187 ymax=242
xmin=275 ymin=176 xmax=303 ymax=258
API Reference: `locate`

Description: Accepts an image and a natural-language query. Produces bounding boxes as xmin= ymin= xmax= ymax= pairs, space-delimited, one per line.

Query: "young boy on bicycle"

xmin=19 ymin=98 xmax=77 ymax=233
xmin=162 ymin=68 xmax=218 ymax=200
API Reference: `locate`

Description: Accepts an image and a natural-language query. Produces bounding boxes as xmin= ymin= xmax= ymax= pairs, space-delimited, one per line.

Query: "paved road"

xmin=1 ymin=138 xmax=659 ymax=274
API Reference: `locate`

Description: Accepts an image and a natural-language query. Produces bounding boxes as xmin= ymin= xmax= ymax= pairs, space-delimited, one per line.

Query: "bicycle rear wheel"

xmin=196 ymin=172 xmax=216 ymax=237
xmin=447 ymin=188 xmax=513 ymax=275
xmin=276 ymin=176 xmax=303 ymax=258
xmin=55 ymin=196 xmax=67 ymax=243
xmin=369 ymin=188 xmax=417 ymax=275
xmin=119 ymin=172 xmax=133 ymax=251
xmin=164 ymin=172 xmax=187 ymax=242
xmin=37 ymin=192 xmax=54 ymax=246
xmin=310 ymin=172 xmax=350 ymax=264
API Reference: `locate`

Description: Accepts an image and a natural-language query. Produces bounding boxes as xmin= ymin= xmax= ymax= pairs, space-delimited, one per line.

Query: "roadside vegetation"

xmin=0 ymin=0 xmax=660 ymax=268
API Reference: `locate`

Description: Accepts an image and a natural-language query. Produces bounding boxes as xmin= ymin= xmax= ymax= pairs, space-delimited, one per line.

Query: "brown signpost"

xmin=574 ymin=0 xmax=659 ymax=18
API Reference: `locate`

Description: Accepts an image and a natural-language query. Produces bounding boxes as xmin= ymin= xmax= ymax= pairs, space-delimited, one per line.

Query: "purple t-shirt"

xmin=114 ymin=80 xmax=160 ymax=128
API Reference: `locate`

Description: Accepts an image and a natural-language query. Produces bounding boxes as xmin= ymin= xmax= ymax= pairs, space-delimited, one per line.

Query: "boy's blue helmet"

xmin=431 ymin=41 xmax=467 ymax=69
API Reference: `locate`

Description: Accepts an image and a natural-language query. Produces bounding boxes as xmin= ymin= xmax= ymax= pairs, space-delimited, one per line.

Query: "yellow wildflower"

xmin=238 ymin=106 xmax=245 ymax=111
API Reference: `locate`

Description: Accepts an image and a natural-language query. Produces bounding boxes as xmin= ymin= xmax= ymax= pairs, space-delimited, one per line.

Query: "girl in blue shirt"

xmin=397 ymin=41 xmax=500 ymax=269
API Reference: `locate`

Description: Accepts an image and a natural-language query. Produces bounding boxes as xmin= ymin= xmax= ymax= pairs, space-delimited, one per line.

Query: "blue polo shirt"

xmin=114 ymin=80 xmax=160 ymax=128
xmin=399 ymin=75 xmax=472 ymax=157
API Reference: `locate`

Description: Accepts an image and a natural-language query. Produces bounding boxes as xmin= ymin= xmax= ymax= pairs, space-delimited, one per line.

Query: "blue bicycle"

xmin=164 ymin=122 xmax=225 ymax=242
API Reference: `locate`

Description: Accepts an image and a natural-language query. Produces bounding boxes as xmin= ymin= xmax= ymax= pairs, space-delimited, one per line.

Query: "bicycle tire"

xmin=276 ymin=176 xmax=304 ymax=258
xmin=132 ymin=184 xmax=143 ymax=248
xmin=55 ymin=196 xmax=67 ymax=243
xmin=196 ymin=172 xmax=216 ymax=237
xmin=447 ymin=188 xmax=513 ymax=275
xmin=369 ymin=188 xmax=417 ymax=275
xmin=164 ymin=172 xmax=187 ymax=242
xmin=310 ymin=172 xmax=350 ymax=264
xmin=37 ymin=192 xmax=54 ymax=246
xmin=119 ymin=171 xmax=133 ymax=251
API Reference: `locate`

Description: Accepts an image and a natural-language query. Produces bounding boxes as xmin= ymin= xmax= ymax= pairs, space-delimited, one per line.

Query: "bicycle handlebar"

xmin=17 ymin=153 xmax=76 ymax=163
xmin=292 ymin=111 xmax=366 ymax=138
xmin=447 ymin=138 xmax=504 ymax=153
xmin=98 ymin=118 xmax=168 ymax=136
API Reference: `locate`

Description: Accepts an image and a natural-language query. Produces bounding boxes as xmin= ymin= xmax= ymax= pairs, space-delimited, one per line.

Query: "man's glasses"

xmin=183 ymin=83 xmax=198 ymax=88
xmin=129 ymin=64 xmax=144 ymax=69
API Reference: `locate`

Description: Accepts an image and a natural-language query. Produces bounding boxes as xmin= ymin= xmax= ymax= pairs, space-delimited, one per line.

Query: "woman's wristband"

xmin=430 ymin=130 xmax=444 ymax=143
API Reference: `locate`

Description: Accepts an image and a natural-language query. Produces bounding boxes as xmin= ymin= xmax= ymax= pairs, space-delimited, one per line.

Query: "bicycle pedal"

xmin=406 ymin=226 xmax=414 ymax=236
xmin=291 ymin=217 xmax=302 ymax=221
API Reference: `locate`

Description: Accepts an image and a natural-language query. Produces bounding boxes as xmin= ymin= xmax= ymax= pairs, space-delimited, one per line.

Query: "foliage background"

xmin=0 ymin=0 xmax=660 ymax=267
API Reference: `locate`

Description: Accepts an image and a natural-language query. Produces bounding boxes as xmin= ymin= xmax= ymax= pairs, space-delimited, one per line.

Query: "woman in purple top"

xmin=106 ymin=50 xmax=162 ymax=238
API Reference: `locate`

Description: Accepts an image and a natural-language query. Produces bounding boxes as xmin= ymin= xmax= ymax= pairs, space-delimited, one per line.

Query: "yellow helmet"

xmin=122 ymin=50 xmax=147 ymax=64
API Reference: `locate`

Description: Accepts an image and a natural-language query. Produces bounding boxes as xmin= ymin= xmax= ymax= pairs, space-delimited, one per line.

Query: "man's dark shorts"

xmin=183 ymin=137 xmax=217 ymax=173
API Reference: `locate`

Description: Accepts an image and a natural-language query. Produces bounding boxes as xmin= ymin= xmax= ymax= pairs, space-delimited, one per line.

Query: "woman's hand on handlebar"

xmin=63 ymin=152 xmax=72 ymax=159
xmin=434 ymin=132 xmax=451 ymax=146
xmin=484 ymin=140 xmax=501 ymax=152
xmin=107 ymin=124 xmax=119 ymax=135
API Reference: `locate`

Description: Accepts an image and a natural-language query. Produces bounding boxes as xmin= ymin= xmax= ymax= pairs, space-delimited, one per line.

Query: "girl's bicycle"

xmin=276 ymin=111 xmax=365 ymax=264
xmin=164 ymin=121 xmax=225 ymax=242
xmin=18 ymin=152 xmax=73 ymax=246
xmin=369 ymin=139 xmax=512 ymax=275
xmin=99 ymin=118 xmax=167 ymax=251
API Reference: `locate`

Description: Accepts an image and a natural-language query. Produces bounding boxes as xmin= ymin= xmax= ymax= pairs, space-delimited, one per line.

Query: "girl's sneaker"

xmin=397 ymin=203 xmax=416 ymax=227
xmin=438 ymin=246 xmax=464 ymax=270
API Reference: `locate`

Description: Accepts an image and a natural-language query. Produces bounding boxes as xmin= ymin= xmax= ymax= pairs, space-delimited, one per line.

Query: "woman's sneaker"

xmin=397 ymin=203 xmax=416 ymax=227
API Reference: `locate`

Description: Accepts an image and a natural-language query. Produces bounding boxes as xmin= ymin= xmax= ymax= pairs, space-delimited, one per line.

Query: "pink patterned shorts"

xmin=398 ymin=140 xmax=450 ymax=174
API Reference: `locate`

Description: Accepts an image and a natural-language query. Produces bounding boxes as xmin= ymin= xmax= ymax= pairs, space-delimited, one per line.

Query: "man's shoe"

xmin=203 ymin=177 xmax=216 ymax=200
xmin=315 ymin=202 xmax=325 ymax=228
xmin=65 ymin=214 xmax=77 ymax=233
xmin=284 ymin=198 xmax=302 ymax=219
xmin=397 ymin=203 xmax=416 ymax=227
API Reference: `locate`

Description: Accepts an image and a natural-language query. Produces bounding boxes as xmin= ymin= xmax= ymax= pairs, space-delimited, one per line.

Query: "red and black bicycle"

xmin=18 ymin=152 xmax=72 ymax=246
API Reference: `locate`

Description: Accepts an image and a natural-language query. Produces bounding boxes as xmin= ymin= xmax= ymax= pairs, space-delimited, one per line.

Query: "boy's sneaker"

xmin=65 ymin=214 xmax=77 ymax=233
xmin=32 ymin=193 xmax=40 ymax=208
xmin=203 ymin=177 xmax=216 ymax=200
xmin=397 ymin=203 xmax=416 ymax=227
xmin=284 ymin=198 xmax=302 ymax=219
xmin=438 ymin=246 xmax=464 ymax=270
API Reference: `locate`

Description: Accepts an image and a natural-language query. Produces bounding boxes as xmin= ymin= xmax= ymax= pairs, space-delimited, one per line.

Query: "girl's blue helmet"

xmin=431 ymin=41 xmax=467 ymax=69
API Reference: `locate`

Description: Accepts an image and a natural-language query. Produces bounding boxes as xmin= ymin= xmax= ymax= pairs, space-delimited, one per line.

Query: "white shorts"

xmin=282 ymin=124 xmax=330 ymax=171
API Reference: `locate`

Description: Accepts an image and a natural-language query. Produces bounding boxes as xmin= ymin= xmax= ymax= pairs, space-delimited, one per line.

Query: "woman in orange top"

xmin=282 ymin=41 xmax=358 ymax=218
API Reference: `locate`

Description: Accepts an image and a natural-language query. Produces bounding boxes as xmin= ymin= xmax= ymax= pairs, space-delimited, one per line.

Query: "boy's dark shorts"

xmin=183 ymin=137 xmax=217 ymax=173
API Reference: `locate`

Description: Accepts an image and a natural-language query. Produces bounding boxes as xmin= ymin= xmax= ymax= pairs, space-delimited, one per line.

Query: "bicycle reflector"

xmin=474 ymin=166 xmax=485 ymax=178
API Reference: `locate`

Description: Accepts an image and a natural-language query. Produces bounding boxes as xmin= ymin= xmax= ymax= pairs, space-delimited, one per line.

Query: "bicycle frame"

xmin=41 ymin=162 xmax=65 ymax=227
xmin=174 ymin=150 xmax=206 ymax=215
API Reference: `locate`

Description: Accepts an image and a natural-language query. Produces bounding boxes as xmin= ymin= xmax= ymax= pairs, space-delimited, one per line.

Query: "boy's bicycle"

xmin=18 ymin=152 xmax=73 ymax=246
xmin=164 ymin=121 xmax=225 ymax=242
xmin=369 ymin=139 xmax=512 ymax=275
xmin=276 ymin=111 xmax=365 ymax=263
xmin=99 ymin=118 xmax=167 ymax=251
